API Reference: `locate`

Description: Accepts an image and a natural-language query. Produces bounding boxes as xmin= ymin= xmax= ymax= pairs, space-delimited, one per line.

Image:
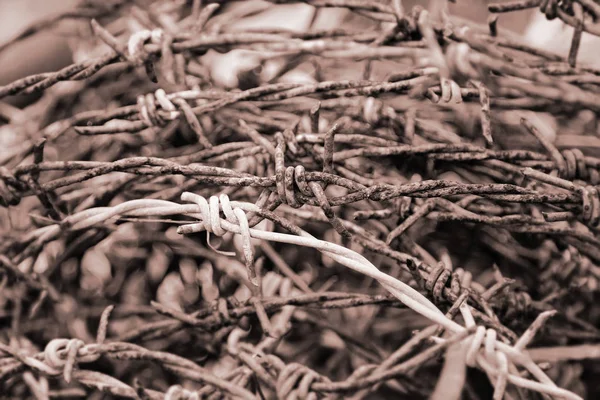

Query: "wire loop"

xmin=180 ymin=193 xmax=256 ymax=285
xmin=127 ymin=28 xmax=164 ymax=65
xmin=425 ymin=263 xmax=453 ymax=303
xmin=136 ymin=89 xmax=213 ymax=147
xmin=44 ymin=338 xmax=100 ymax=382
xmin=560 ymin=149 xmax=598 ymax=183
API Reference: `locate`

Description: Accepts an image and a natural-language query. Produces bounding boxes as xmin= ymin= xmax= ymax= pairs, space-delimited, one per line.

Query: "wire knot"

xmin=179 ymin=193 xmax=257 ymax=285
xmin=275 ymin=132 xmax=351 ymax=237
xmin=137 ymin=89 xmax=174 ymax=127
xmin=425 ymin=263 xmax=454 ymax=303
xmin=127 ymin=28 xmax=164 ymax=65
xmin=44 ymin=339 xmax=100 ymax=383
xmin=560 ymin=149 xmax=599 ymax=183
xmin=137 ymin=89 xmax=212 ymax=148
xmin=179 ymin=193 xmax=247 ymax=238
xmin=275 ymin=131 xmax=305 ymax=208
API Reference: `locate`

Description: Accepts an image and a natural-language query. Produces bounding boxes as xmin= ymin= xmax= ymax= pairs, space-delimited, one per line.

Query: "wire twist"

xmin=275 ymin=133 xmax=310 ymax=209
xmin=274 ymin=132 xmax=350 ymax=237
xmin=275 ymin=133 xmax=351 ymax=237
xmin=412 ymin=261 xmax=477 ymax=307
xmin=540 ymin=147 xmax=593 ymax=183
xmin=43 ymin=339 xmax=100 ymax=383
xmin=127 ymin=28 xmax=164 ymax=65
xmin=523 ymin=166 xmax=600 ymax=228
xmin=425 ymin=263 xmax=454 ymax=303
xmin=137 ymin=89 xmax=213 ymax=148
xmin=179 ymin=193 xmax=256 ymax=286
xmin=445 ymin=306 xmax=564 ymax=399
xmin=560 ymin=149 xmax=597 ymax=182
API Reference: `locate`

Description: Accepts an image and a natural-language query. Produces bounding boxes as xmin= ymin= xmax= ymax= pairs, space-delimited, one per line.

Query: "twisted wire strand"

xmin=127 ymin=29 xmax=164 ymax=65
xmin=560 ymin=148 xmax=599 ymax=183
xmin=274 ymin=132 xmax=351 ymax=237
xmin=136 ymin=89 xmax=213 ymax=148
xmin=523 ymin=167 xmax=600 ymax=228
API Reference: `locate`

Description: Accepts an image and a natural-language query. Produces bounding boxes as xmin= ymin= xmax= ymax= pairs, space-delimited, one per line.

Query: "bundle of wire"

xmin=0 ymin=1 xmax=599 ymax=399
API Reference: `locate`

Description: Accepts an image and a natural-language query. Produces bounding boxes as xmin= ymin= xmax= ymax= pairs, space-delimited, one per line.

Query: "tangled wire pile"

xmin=1 ymin=0 xmax=600 ymax=398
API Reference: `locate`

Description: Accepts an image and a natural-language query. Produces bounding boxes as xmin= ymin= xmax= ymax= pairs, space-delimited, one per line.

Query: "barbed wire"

xmin=1 ymin=0 xmax=600 ymax=398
